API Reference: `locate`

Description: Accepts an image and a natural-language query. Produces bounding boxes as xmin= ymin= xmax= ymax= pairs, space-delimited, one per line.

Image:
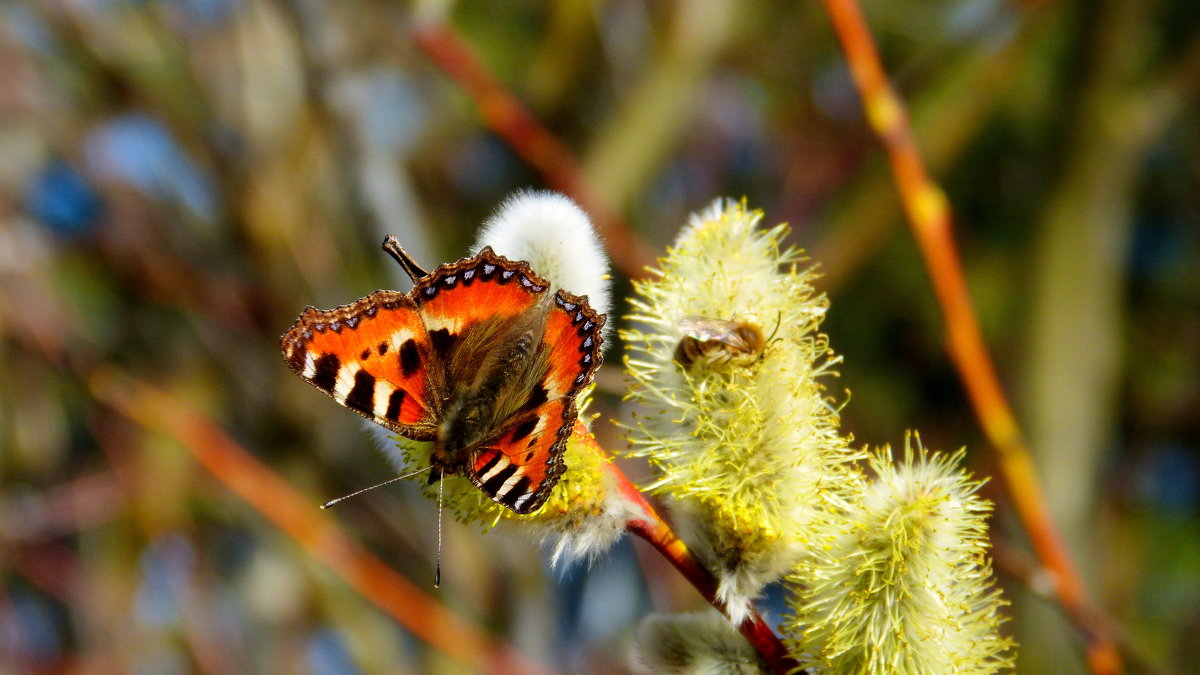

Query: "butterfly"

xmin=674 ymin=316 xmax=774 ymax=370
xmin=280 ymin=236 xmax=605 ymax=514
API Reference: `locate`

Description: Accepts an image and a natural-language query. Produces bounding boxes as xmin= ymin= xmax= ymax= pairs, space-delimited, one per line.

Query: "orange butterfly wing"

xmin=543 ymin=290 xmax=605 ymax=399
xmin=281 ymin=291 xmax=435 ymax=438
xmin=412 ymin=247 xmax=548 ymax=332
xmin=463 ymin=289 xmax=605 ymax=513
xmin=467 ymin=399 xmax=572 ymax=513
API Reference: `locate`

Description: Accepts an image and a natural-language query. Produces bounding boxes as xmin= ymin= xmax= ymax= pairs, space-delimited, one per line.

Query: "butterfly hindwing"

xmin=466 ymin=398 xmax=574 ymax=514
xmin=280 ymin=290 xmax=435 ymax=439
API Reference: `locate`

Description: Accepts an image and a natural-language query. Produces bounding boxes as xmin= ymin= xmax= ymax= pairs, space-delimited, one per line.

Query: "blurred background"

xmin=1 ymin=1 xmax=1198 ymax=673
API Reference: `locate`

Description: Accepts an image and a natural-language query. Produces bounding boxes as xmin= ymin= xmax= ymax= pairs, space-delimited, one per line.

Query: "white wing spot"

xmin=372 ymin=381 xmax=392 ymax=418
xmin=494 ymin=466 xmax=527 ymax=498
xmin=479 ymin=456 xmax=511 ymax=483
xmin=333 ymin=364 xmax=361 ymax=402
xmin=421 ymin=315 xmax=465 ymax=335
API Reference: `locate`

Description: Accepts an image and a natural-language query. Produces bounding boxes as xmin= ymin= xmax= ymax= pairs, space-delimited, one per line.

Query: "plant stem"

xmin=609 ymin=461 xmax=802 ymax=675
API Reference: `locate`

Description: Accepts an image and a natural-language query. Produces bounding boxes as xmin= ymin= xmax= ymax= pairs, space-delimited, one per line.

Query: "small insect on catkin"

xmin=674 ymin=316 xmax=770 ymax=370
xmin=622 ymin=199 xmax=862 ymax=623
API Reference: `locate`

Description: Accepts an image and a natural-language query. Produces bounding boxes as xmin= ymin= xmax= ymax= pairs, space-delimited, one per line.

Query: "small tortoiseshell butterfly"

xmin=281 ymin=236 xmax=605 ymax=514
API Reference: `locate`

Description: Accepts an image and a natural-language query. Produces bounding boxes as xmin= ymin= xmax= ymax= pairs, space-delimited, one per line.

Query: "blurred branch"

xmin=815 ymin=0 xmax=1122 ymax=672
xmin=991 ymin=539 xmax=1170 ymax=675
xmin=87 ymin=366 xmax=555 ymax=675
xmin=412 ymin=21 xmax=657 ymax=279
xmin=812 ymin=10 xmax=1045 ymax=292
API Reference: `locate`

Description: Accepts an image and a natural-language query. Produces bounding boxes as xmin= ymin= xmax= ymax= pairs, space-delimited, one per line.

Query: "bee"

xmin=674 ymin=316 xmax=775 ymax=370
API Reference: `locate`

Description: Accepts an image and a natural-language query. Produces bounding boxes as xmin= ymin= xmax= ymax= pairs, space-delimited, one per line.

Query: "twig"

xmin=607 ymin=460 xmax=802 ymax=675
xmin=815 ymin=0 xmax=1121 ymax=672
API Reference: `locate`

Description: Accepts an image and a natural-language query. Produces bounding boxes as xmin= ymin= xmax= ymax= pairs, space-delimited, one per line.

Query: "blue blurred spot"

xmin=448 ymin=135 xmax=522 ymax=198
xmin=1130 ymin=215 xmax=1190 ymax=280
xmin=307 ymin=628 xmax=361 ymax=675
xmin=3 ymin=4 xmax=59 ymax=55
xmin=135 ymin=535 xmax=196 ymax=628
xmin=946 ymin=0 xmax=1014 ymax=42
xmin=361 ymin=69 xmax=426 ymax=154
xmin=165 ymin=0 xmax=241 ymax=27
xmin=26 ymin=160 xmax=103 ymax=236
xmin=757 ymin=581 xmax=790 ymax=631
xmin=2 ymin=587 xmax=64 ymax=661
xmin=1133 ymin=445 xmax=1200 ymax=514
xmin=812 ymin=61 xmax=861 ymax=122
xmin=85 ymin=113 xmax=217 ymax=221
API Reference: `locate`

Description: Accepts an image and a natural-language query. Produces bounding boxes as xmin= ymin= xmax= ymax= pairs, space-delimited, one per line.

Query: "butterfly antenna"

xmin=381 ymin=235 xmax=429 ymax=283
xmin=434 ymin=469 xmax=444 ymax=588
xmin=320 ymin=465 xmax=432 ymax=509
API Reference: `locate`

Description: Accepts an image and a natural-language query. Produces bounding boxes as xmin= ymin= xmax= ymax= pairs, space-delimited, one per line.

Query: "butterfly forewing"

xmin=280 ymin=291 xmax=435 ymax=439
xmin=413 ymin=247 xmax=548 ymax=335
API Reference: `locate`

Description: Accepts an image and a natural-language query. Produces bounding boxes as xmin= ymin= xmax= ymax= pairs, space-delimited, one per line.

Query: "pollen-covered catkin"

xmin=783 ymin=435 xmax=1015 ymax=674
xmin=622 ymin=199 xmax=862 ymax=623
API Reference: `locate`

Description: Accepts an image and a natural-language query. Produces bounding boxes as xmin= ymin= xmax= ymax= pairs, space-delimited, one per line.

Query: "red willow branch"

xmin=412 ymin=21 xmax=657 ymax=279
xmin=602 ymin=455 xmax=801 ymax=675
xmin=816 ymin=0 xmax=1120 ymax=672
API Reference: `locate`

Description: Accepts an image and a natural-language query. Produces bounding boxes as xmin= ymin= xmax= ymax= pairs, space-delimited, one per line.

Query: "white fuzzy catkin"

xmin=473 ymin=190 xmax=611 ymax=320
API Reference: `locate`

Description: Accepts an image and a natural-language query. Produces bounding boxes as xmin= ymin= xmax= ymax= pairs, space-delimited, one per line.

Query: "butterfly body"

xmin=282 ymin=241 xmax=604 ymax=514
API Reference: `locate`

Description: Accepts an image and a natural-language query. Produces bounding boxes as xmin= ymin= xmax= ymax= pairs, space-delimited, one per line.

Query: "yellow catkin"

xmin=622 ymin=198 xmax=862 ymax=622
xmin=784 ymin=435 xmax=1016 ymax=674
